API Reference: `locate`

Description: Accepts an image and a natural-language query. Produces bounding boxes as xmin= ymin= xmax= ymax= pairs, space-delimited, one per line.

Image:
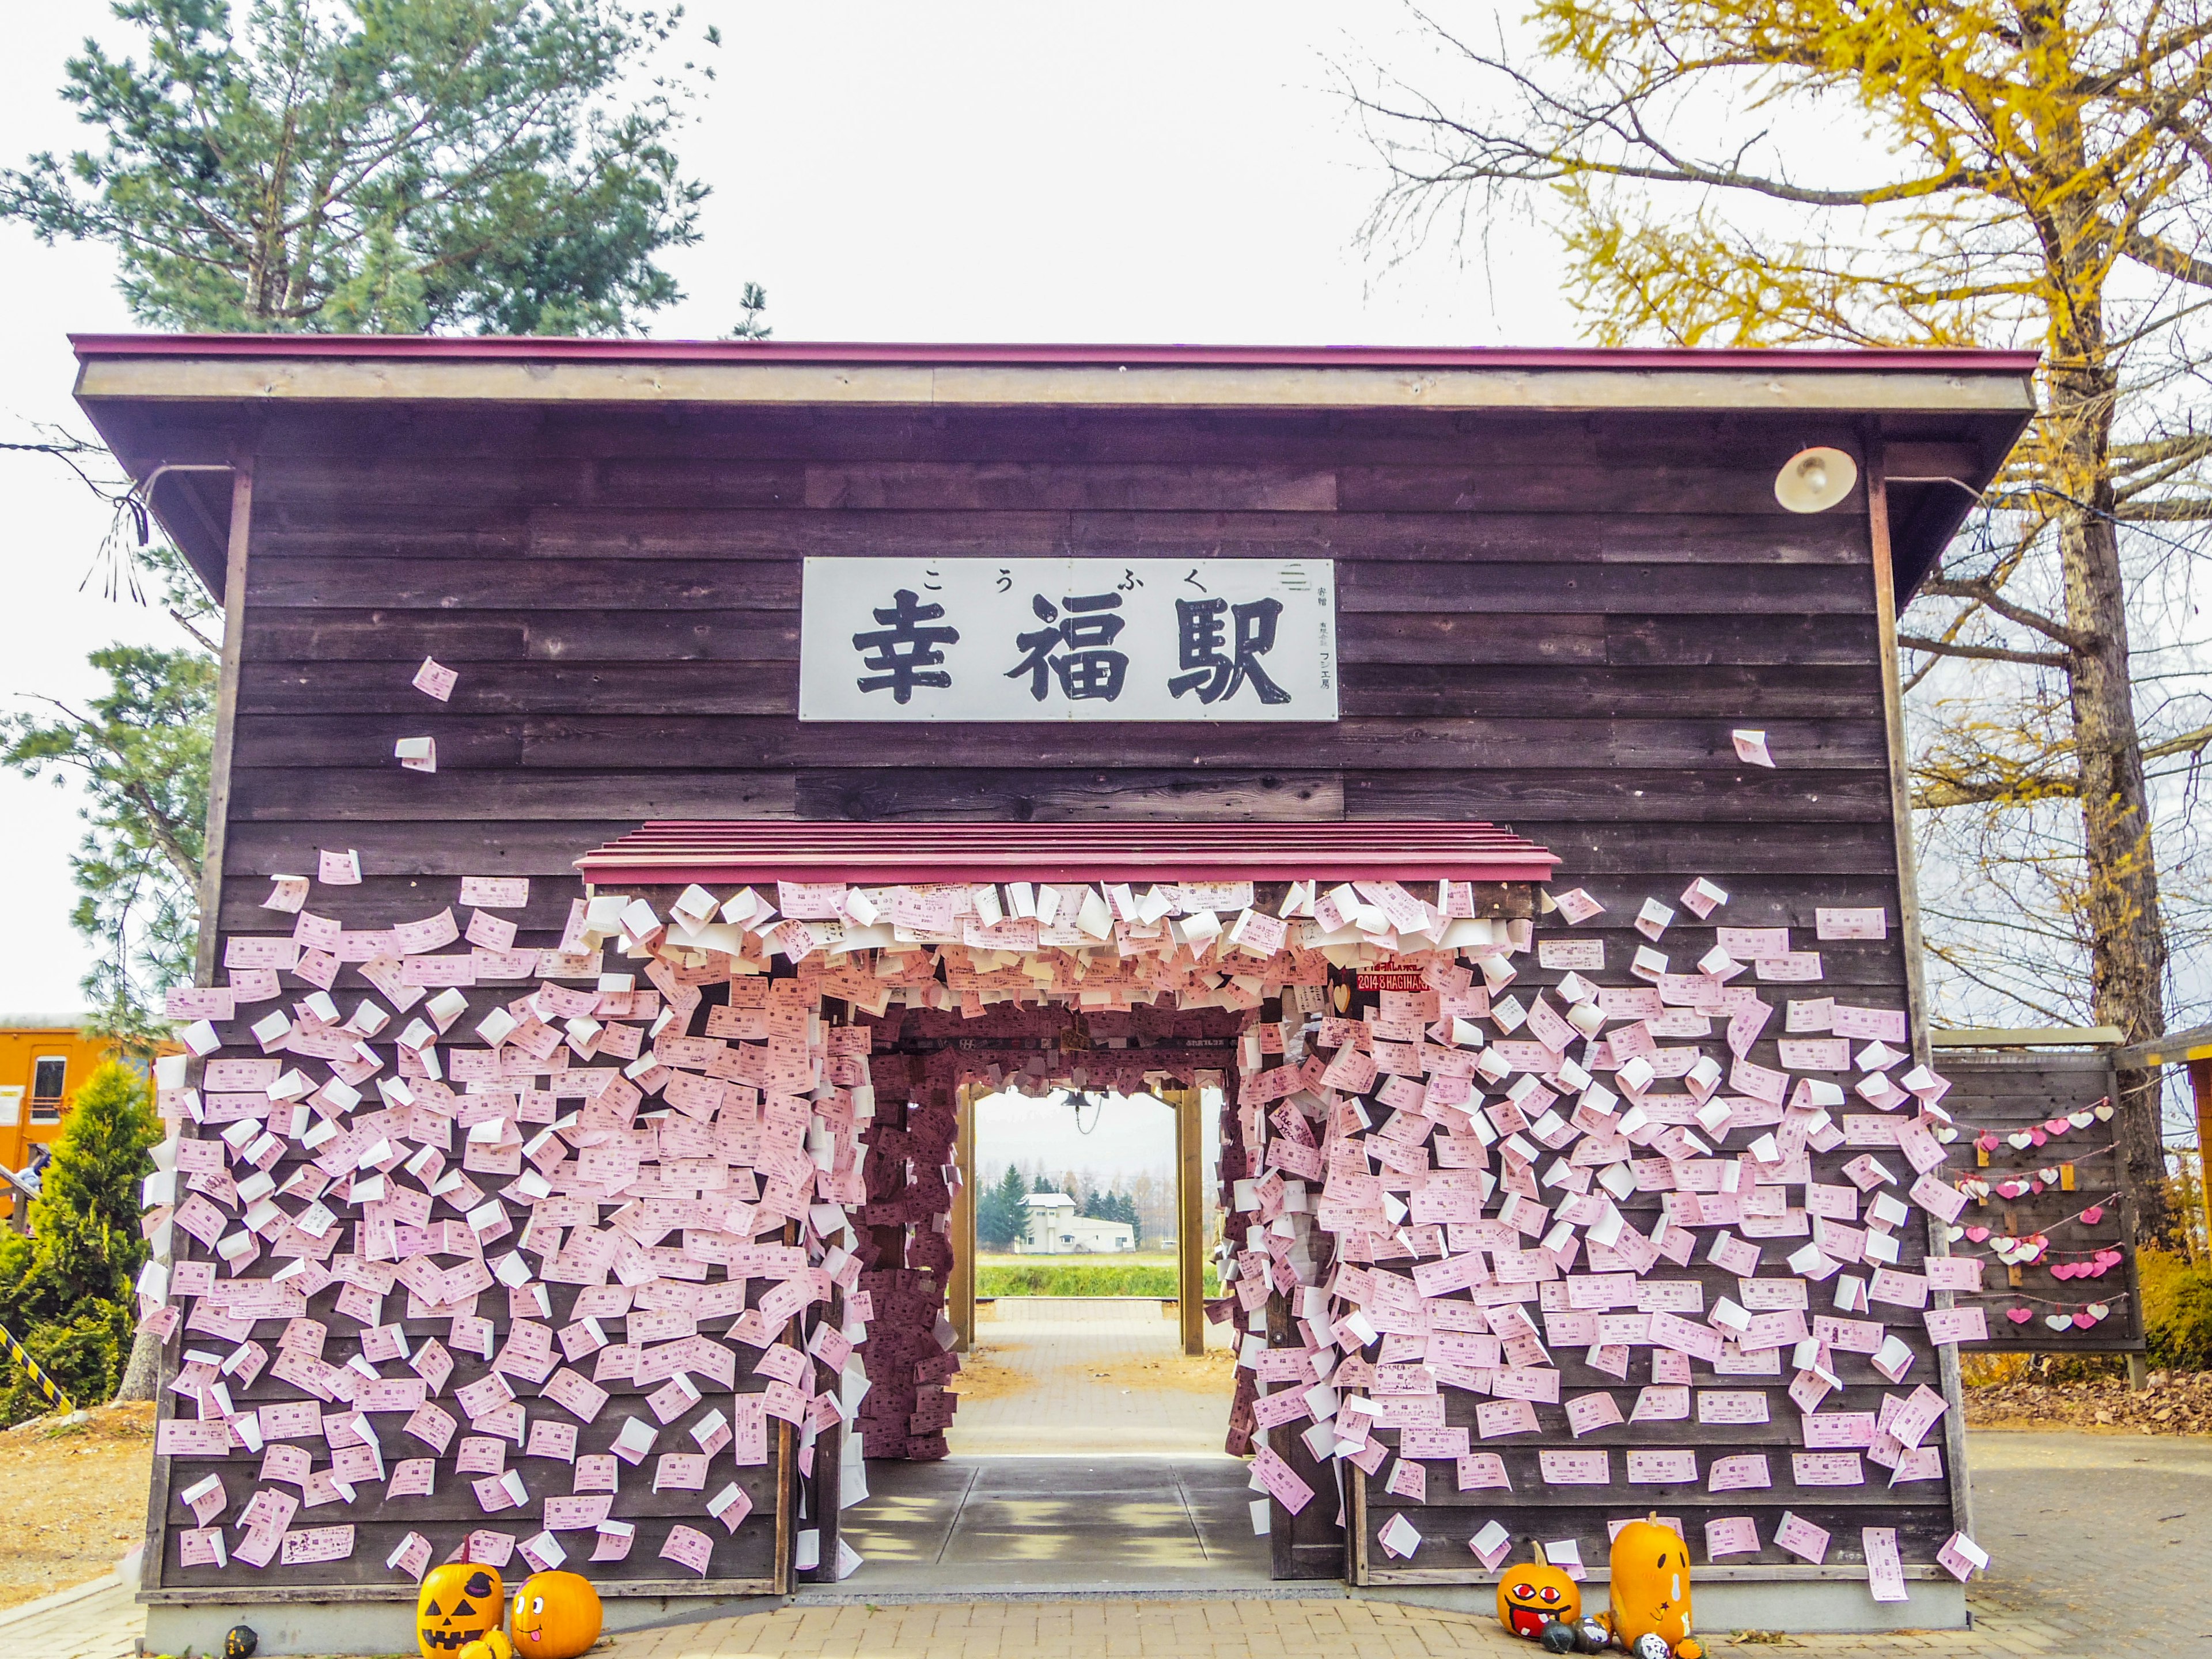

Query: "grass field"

xmin=975 ymin=1252 xmax=1222 ymax=1298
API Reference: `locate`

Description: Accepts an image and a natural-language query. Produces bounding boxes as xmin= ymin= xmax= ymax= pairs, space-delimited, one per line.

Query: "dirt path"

xmin=0 ymin=1403 xmax=153 ymax=1611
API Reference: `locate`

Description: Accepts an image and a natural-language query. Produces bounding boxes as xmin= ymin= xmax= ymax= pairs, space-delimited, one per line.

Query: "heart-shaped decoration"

xmin=1936 ymin=1126 xmax=1959 ymax=1143
xmin=2008 ymin=1131 xmax=2035 ymax=1150
xmin=2006 ymin=1306 xmax=2033 ymax=1324
xmin=2094 ymin=1103 xmax=2113 ymax=1121
xmin=1976 ymin=1133 xmax=2002 ymax=1153
xmin=2044 ymin=1117 xmax=2070 ymax=1135
xmin=1946 ymin=1225 xmax=1966 ymax=1243
xmin=2073 ymin=1311 xmax=2097 ymax=1329
xmin=2029 ymin=1128 xmax=2049 ymax=1147
xmin=2038 ymin=1166 xmax=2061 ymax=1184
xmin=2088 ymin=1302 xmax=2111 ymax=1321
xmin=1996 ymin=1180 xmax=2027 ymax=1199
xmin=2069 ymin=1111 xmax=2093 ymax=1129
xmin=2081 ymin=1205 xmax=2105 ymax=1225
xmin=2097 ymin=1249 xmax=2123 ymax=1268
xmin=2046 ymin=1313 xmax=2074 ymax=1331
xmin=2052 ymin=1262 xmax=2076 ymax=1280
xmin=1967 ymin=1226 xmax=1991 ymax=1243
xmin=2029 ymin=1179 xmax=2047 ymax=1194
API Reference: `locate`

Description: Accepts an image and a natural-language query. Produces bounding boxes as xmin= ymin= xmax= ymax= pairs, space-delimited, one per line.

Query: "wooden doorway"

xmin=948 ymin=1082 xmax=1210 ymax=1358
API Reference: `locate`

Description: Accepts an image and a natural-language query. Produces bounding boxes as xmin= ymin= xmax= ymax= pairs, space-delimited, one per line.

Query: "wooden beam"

xmin=1868 ymin=436 xmax=1974 ymax=1546
xmin=1933 ymin=1026 xmax=2126 ymax=1049
xmin=74 ymin=354 xmax=2040 ymax=415
xmin=2114 ymin=1022 xmax=2212 ymax=1069
xmin=1177 ymin=1087 xmax=1204 ymax=1357
xmin=2192 ymin=1057 xmax=2212 ymax=1263
xmin=191 ymin=463 xmax=252 ymax=986
xmin=952 ymin=1084 xmax=976 ymax=1354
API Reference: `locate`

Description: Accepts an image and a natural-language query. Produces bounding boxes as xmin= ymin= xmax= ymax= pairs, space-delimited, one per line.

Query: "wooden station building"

xmin=73 ymin=336 xmax=2040 ymax=1647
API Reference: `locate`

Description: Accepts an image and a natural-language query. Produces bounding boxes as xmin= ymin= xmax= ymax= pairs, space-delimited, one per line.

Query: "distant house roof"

xmin=0 ymin=1014 xmax=100 ymax=1032
xmin=1022 ymin=1193 xmax=1077 ymax=1209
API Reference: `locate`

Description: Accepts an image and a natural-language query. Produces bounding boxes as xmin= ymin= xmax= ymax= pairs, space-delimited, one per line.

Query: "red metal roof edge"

xmin=574 ymin=820 xmax=1562 ymax=887
xmin=69 ymin=332 xmax=2045 ymax=376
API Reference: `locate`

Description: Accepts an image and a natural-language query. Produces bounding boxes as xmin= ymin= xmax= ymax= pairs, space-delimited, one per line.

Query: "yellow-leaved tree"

xmin=1349 ymin=0 xmax=2212 ymax=1242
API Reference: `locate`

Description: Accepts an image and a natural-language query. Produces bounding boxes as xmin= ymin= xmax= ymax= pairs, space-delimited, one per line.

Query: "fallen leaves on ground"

xmin=945 ymin=1346 xmax=1032 ymax=1402
xmin=1965 ymin=1369 xmax=2212 ymax=1434
xmin=0 ymin=1401 xmax=154 ymax=1609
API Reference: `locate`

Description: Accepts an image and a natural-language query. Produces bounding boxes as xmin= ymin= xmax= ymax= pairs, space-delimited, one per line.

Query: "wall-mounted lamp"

xmin=1774 ymin=447 xmax=1858 ymax=514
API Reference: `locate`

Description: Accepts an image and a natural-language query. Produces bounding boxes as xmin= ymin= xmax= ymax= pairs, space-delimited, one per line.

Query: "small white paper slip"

xmin=318 ymin=849 xmax=362 ymax=885
xmin=395 ymin=736 xmax=437 ymax=773
xmin=1863 ymin=1525 xmax=1910 ymax=1603
xmin=1377 ymin=1513 xmax=1423 ymax=1559
xmin=518 ymin=1529 xmax=568 ymax=1573
xmin=1733 ymin=728 xmax=1776 ymax=767
xmin=1468 ymin=1518 xmax=1513 ymax=1569
xmin=385 ymin=1531 xmax=434 ymax=1580
xmin=263 ymin=875 xmax=309 ymax=913
xmin=1937 ymin=1531 xmax=1990 ymax=1581
xmin=1541 ymin=1538 xmax=1586 ymax=1580
xmin=1249 ymin=1498 xmax=1271 ymax=1537
xmin=414 ymin=657 xmax=459 ymax=701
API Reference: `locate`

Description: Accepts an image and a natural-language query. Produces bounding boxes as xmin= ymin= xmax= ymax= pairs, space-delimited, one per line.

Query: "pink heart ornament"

xmin=2071 ymin=1312 xmax=2096 ymax=1330
xmin=1966 ymin=1226 xmax=1990 ymax=1243
xmin=1976 ymin=1134 xmax=2001 ymax=1153
xmin=2080 ymin=1205 xmax=2105 ymax=1226
xmin=2005 ymin=1307 xmax=2033 ymax=1325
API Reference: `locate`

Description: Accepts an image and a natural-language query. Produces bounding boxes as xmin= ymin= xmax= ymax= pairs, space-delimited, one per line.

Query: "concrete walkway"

xmin=949 ymin=1298 xmax=1233 ymax=1457
xmin=0 ymin=1555 xmax=141 ymax=1659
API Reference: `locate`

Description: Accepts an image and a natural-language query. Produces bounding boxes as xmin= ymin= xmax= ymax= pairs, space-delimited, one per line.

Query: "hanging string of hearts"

xmin=1953 ymin=1159 xmax=2118 ymax=1202
xmin=1959 ymin=1097 xmax=2115 ymax=1152
xmin=1974 ymin=1291 xmax=2128 ymax=1331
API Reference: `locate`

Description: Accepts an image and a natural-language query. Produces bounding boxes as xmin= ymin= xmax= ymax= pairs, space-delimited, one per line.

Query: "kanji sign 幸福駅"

xmin=797 ymin=557 xmax=1338 ymax=721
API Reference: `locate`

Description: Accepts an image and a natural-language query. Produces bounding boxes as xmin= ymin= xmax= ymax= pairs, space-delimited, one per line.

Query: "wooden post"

xmin=952 ymin=1085 xmax=976 ymax=1353
xmin=191 ymin=464 xmax=253 ymax=988
xmin=1177 ymin=1086 xmax=1205 ymax=1357
xmin=1866 ymin=435 xmax=1974 ymax=1543
xmin=2194 ymin=1056 xmax=2212 ymax=1263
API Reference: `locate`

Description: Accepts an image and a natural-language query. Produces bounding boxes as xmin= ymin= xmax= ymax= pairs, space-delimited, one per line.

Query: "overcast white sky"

xmin=0 ymin=1 xmax=1582 ymax=1013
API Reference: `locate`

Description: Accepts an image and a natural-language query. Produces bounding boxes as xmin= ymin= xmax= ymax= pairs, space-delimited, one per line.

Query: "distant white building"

xmin=1018 ymin=1192 xmax=1134 ymax=1253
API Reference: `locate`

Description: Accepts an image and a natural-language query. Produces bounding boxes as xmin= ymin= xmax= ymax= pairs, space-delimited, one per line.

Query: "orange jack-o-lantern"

xmin=1606 ymin=1513 xmax=1700 ymax=1659
xmin=418 ymin=1564 xmax=504 ymax=1659
xmin=1497 ymin=1543 xmax=1582 ymax=1640
xmin=510 ymin=1571 xmax=603 ymax=1659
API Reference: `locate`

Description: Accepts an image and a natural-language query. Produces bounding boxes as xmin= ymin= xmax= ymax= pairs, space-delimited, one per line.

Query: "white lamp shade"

xmin=1775 ymin=446 xmax=1859 ymax=513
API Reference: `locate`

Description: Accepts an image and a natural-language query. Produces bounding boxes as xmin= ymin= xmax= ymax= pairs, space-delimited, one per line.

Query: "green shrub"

xmin=0 ymin=1060 xmax=160 ymax=1423
xmin=978 ymin=1262 xmax=1223 ymax=1298
xmin=2139 ymin=1247 xmax=2212 ymax=1371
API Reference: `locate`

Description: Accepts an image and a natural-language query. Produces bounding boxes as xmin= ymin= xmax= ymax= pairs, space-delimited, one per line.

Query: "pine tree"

xmin=0 ymin=1060 xmax=160 ymax=1421
xmin=976 ymin=1164 xmax=1027 ymax=1250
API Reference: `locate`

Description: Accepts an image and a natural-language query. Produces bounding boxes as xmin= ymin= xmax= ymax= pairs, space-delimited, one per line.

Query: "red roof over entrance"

xmin=575 ymin=821 xmax=1558 ymax=888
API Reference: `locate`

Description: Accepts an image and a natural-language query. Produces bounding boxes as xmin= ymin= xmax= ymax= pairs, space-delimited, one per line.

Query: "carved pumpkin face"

xmin=1497 ymin=1553 xmax=1581 ymax=1639
xmin=1607 ymin=1517 xmax=1694 ymax=1646
xmin=418 ymin=1564 xmax=504 ymax=1658
xmin=510 ymin=1571 xmax=603 ymax=1659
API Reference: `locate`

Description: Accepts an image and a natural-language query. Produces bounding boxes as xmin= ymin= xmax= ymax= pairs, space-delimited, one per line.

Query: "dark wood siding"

xmin=151 ymin=396 xmax=1956 ymax=1597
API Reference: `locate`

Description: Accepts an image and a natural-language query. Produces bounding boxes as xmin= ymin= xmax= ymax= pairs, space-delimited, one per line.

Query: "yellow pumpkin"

xmin=1606 ymin=1514 xmax=1699 ymax=1658
xmin=1496 ymin=1543 xmax=1582 ymax=1640
xmin=510 ymin=1571 xmax=603 ymax=1659
xmin=417 ymin=1564 xmax=503 ymax=1659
